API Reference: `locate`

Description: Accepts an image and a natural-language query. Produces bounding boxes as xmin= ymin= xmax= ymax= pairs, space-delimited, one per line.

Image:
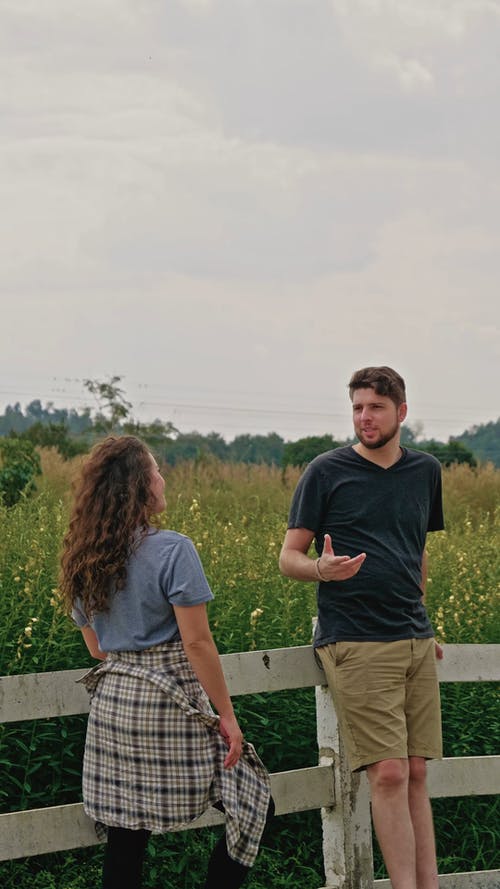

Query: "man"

xmin=279 ymin=366 xmax=444 ymax=889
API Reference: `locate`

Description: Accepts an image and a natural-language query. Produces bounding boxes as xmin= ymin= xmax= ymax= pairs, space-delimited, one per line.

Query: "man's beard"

xmin=357 ymin=421 xmax=400 ymax=450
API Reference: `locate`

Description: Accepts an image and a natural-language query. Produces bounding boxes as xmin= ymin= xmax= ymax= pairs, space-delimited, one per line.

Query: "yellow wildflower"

xmin=250 ymin=607 xmax=264 ymax=626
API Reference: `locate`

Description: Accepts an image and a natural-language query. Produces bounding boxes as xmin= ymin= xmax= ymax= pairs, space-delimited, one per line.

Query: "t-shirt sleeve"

xmin=288 ymin=461 xmax=330 ymax=532
xmin=160 ymin=537 xmax=214 ymax=606
xmin=427 ymin=462 xmax=445 ymax=532
xmin=71 ymin=598 xmax=89 ymax=628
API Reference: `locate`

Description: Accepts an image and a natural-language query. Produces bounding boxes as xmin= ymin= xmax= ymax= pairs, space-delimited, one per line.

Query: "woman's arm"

xmin=80 ymin=625 xmax=107 ymax=660
xmin=173 ymin=602 xmax=243 ymax=768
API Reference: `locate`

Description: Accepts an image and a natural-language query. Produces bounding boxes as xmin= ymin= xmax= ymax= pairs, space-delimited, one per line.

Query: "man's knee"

xmin=367 ymin=758 xmax=409 ymax=791
xmin=408 ymin=755 xmax=428 ymax=785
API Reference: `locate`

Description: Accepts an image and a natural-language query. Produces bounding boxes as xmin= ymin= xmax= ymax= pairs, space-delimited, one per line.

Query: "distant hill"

xmin=452 ymin=419 xmax=500 ymax=468
xmin=0 ymin=398 xmax=499 ymax=468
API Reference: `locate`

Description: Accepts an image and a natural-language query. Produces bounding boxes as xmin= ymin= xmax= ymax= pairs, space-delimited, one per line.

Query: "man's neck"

xmin=353 ymin=439 xmax=403 ymax=469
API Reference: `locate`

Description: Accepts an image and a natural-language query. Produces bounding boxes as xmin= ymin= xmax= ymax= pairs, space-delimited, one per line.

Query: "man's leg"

xmin=316 ymin=641 xmax=440 ymax=887
xmin=367 ymin=758 xmax=417 ymax=889
xmin=367 ymin=757 xmax=439 ymax=889
xmin=408 ymin=756 xmax=439 ymax=889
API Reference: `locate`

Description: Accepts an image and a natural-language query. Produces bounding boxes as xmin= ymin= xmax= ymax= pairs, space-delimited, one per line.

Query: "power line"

xmin=0 ymin=387 xmax=494 ymax=425
xmin=0 ymin=381 xmax=497 ymax=433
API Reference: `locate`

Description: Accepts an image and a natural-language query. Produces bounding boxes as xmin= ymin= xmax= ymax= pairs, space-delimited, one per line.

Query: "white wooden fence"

xmin=0 ymin=643 xmax=499 ymax=888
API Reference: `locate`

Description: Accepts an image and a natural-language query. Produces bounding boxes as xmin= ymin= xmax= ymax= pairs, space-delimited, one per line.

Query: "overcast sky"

xmin=1 ymin=0 xmax=499 ymax=442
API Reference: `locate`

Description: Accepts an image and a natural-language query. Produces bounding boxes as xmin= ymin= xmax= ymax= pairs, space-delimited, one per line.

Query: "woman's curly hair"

xmin=60 ymin=435 xmax=154 ymax=617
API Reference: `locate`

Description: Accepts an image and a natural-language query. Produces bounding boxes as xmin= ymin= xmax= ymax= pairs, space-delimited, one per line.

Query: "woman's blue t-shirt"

xmin=71 ymin=529 xmax=213 ymax=652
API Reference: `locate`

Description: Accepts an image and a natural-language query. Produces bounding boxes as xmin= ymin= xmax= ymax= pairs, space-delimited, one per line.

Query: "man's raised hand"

xmin=317 ymin=533 xmax=366 ymax=582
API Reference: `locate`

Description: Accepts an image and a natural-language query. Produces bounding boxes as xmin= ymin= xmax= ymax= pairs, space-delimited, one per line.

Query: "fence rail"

xmin=1 ymin=643 xmax=499 ymax=888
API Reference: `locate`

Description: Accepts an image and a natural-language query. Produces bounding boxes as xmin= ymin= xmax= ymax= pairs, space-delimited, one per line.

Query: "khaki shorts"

xmin=316 ymin=638 xmax=442 ymax=772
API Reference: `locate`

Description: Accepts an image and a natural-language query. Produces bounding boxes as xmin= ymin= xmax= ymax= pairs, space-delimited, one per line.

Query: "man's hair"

xmin=348 ymin=366 xmax=407 ymax=408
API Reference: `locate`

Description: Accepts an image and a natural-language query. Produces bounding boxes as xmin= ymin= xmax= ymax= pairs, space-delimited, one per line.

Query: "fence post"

xmin=315 ymin=680 xmax=374 ymax=889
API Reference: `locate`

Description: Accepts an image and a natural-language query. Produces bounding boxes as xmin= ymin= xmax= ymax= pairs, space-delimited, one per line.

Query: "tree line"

xmin=1 ymin=377 xmax=498 ymax=486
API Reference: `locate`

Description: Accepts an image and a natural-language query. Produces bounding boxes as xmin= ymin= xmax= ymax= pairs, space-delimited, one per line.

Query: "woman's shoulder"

xmin=143 ymin=528 xmax=193 ymax=552
xmin=132 ymin=529 xmax=196 ymax=572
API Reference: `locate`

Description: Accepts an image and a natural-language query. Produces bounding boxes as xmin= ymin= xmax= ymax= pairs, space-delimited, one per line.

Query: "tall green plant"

xmin=0 ymin=439 xmax=41 ymax=507
xmin=0 ymin=460 xmax=498 ymax=887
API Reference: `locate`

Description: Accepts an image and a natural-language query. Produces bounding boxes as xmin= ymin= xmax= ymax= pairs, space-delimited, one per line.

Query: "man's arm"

xmin=279 ymin=528 xmax=366 ymax=582
xmin=420 ymin=549 xmax=428 ymax=601
xmin=420 ymin=548 xmax=444 ymax=660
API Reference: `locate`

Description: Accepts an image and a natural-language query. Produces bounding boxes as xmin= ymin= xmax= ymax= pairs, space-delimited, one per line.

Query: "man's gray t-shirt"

xmin=71 ymin=529 xmax=213 ymax=651
xmin=288 ymin=446 xmax=444 ymax=646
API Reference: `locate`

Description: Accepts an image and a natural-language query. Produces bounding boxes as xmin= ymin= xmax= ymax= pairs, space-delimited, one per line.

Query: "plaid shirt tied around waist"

xmin=77 ymin=641 xmax=270 ymax=867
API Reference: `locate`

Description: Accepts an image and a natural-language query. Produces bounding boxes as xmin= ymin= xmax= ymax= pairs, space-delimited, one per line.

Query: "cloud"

xmin=332 ymin=0 xmax=500 ymax=48
xmin=331 ymin=0 xmax=500 ymax=97
xmin=375 ymin=54 xmax=434 ymax=91
xmin=1 ymin=0 xmax=499 ymax=441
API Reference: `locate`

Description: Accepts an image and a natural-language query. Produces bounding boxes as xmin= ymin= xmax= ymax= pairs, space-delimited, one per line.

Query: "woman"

xmin=60 ymin=435 xmax=272 ymax=889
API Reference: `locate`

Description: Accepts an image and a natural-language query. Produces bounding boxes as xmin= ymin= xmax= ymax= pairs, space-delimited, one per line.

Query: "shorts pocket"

xmin=334 ymin=641 xmax=351 ymax=667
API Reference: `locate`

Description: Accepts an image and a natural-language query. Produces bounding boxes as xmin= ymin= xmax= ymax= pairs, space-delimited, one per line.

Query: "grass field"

xmin=0 ymin=452 xmax=498 ymax=887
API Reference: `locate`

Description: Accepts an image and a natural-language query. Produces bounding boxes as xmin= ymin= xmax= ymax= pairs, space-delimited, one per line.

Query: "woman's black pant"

xmin=101 ymin=797 xmax=275 ymax=889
